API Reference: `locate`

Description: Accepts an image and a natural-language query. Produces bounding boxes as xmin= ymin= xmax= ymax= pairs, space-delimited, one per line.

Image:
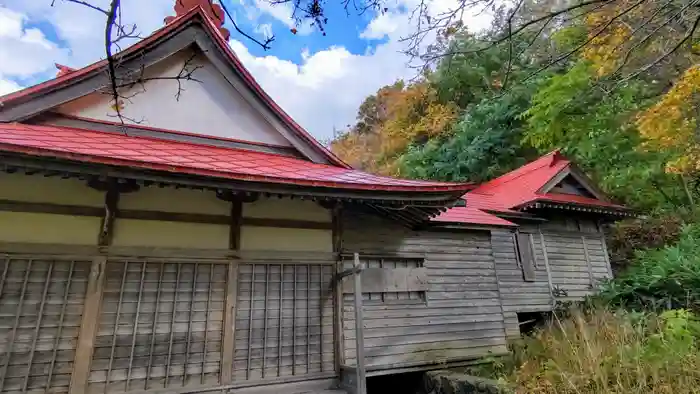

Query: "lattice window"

xmin=87 ymin=260 xmax=228 ymax=394
xmin=234 ymin=263 xmax=335 ymax=382
xmin=0 ymin=257 xmax=90 ymax=394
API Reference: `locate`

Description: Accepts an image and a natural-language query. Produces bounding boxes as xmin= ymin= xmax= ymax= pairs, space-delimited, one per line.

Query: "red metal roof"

xmin=0 ymin=5 xmax=349 ymax=169
xmin=434 ymin=151 xmax=627 ymax=226
xmin=0 ymin=123 xmax=470 ymax=192
xmin=432 ymin=205 xmax=516 ymax=227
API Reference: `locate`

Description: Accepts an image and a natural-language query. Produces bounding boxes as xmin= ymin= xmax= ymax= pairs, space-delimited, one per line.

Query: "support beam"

xmin=538 ymin=230 xmax=555 ymax=307
xmin=221 ymin=200 xmax=242 ymax=383
xmin=98 ymin=185 xmax=119 ymax=247
xmin=332 ymin=205 xmax=344 ymax=370
xmin=69 ymin=256 xmax=106 ymax=394
xmin=353 ymin=253 xmax=366 ymax=394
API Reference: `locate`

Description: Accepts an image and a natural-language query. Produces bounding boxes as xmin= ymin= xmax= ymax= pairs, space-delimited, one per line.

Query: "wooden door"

xmin=0 ymin=255 xmax=91 ymax=394
xmin=86 ymin=259 xmax=228 ymax=394
xmin=233 ymin=263 xmax=335 ymax=382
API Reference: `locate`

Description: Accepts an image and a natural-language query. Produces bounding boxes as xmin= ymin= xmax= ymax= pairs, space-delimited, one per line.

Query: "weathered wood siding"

xmin=543 ymin=233 xmax=611 ymax=302
xmin=233 ymin=263 xmax=335 ymax=382
xmin=87 ymin=260 xmax=228 ymax=394
xmin=341 ymin=213 xmax=508 ymax=371
xmin=0 ymin=256 xmax=91 ymax=394
xmin=490 ymin=229 xmax=551 ymax=339
xmin=491 ymin=218 xmax=613 ymax=338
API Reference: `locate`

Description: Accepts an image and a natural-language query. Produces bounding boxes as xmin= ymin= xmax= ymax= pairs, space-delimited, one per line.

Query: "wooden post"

xmin=353 ymin=253 xmax=366 ymax=394
xmin=221 ymin=200 xmax=242 ymax=383
xmin=98 ymin=185 xmax=119 ymax=247
xmin=600 ymin=235 xmax=614 ymax=278
xmin=332 ymin=205 xmax=345 ymax=370
xmin=581 ymin=235 xmax=595 ymax=288
xmin=69 ymin=256 xmax=106 ymax=394
xmin=70 ymin=182 xmax=120 ymax=394
xmin=538 ymin=231 xmax=555 ymax=306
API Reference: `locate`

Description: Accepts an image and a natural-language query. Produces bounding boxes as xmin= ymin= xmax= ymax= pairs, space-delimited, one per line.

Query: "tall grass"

xmin=503 ymin=308 xmax=700 ymax=394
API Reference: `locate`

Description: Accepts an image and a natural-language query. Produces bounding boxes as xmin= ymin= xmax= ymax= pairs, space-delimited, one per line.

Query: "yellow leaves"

xmin=637 ymin=64 xmax=700 ymax=173
xmin=581 ymin=5 xmax=632 ymax=77
xmin=330 ymin=81 xmax=457 ymax=175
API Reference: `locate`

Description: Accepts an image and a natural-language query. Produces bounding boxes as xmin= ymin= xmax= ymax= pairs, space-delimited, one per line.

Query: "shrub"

xmin=607 ymin=215 xmax=684 ymax=274
xmin=505 ymin=307 xmax=700 ymax=394
xmin=599 ymin=223 xmax=700 ymax=312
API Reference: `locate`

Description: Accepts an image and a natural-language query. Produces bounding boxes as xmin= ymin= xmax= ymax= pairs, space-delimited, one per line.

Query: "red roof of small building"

xmin=433 ymin=151 xmax=628 ymax=227
xmin=0 ymin=123 xmax=469 ymax=192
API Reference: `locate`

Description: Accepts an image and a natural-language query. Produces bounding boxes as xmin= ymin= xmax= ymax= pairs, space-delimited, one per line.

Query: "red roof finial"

xmin=550 ymin=149 xmax=564 ymax=166
xmin=55 ymin=63 xmax=75 ymax=77
xmin=164 ymin=0 xmax=230 ymax=40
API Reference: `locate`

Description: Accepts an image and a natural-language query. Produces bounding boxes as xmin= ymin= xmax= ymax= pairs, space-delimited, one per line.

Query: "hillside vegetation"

xmin=330 ymin=1 xmax=700 ymax=392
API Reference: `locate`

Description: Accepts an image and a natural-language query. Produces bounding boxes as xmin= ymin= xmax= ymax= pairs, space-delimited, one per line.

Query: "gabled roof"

xmin=0 ymin=3 xmax=348 ymax=168
xmin=0 ymin=123 xmax=468 ymax=193
xmin=434 ymin=151 xmax=631 ymax=227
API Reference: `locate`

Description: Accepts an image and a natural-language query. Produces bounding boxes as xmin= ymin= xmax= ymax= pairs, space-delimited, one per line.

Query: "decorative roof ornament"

xmin=164 ymin=0 xmax=230 ymax=40
xmin=55 ymin=63 xmax=75 ymax=77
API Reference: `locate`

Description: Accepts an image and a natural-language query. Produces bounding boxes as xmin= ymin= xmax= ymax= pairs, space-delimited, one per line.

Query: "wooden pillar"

xmin=332 ymin=205 xmax=345 ymax=370
xmin=221 ymin=200 xmax=242 ymax=383
xmin=352 ymin=253 xmax=366 ymax=394
xmin=538 ymin=230 xmax=555 ymax=307
xmin=69 ymin=183 xmax=119 ymax=394
xmin=581 ymin=235 xmax=595 ymax=288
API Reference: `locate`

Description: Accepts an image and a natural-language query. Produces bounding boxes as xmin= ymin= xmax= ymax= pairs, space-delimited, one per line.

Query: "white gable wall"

xmin=55 ymin=49 xmax=293 ymax=147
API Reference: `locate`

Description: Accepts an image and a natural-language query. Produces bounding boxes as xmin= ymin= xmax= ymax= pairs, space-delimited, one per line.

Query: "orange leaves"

xmin=330 ymin=80 xmax=458 ymax=175
xmin=637 ymin=64 xmax=700 ymax=173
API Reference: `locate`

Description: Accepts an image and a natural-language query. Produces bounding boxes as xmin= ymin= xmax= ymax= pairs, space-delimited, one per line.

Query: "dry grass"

xmin=500 ymin=308 xmax=700 ymax=394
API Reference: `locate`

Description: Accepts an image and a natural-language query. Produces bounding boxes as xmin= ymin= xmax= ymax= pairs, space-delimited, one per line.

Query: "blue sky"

xmin=0 ymin=0 xmax=490 ymax=140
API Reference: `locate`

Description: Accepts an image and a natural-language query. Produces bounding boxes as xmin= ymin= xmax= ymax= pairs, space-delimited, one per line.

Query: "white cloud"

xmin=0 ymin=78 xmax=22 ymax=96
xmin=0 ymin=7 xmax=68 ymax=79
xmin=0 ymin=0 xmax=494 ymax=144
xmin=239 ymin=0 xmax=314 ymax=36
xmin=228 ymin=0 xmax=494 ymax=141
xmin=3 ymin=0 xmax=173 ymax=68
xmin=254 ymin=22 xmax=273 ymax=38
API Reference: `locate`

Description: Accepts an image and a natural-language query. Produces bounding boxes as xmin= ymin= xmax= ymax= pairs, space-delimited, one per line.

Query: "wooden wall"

xmin=340 ymin=212 xmax=508 ymax=372
xmin=492 ymin=217 xmax=613 ymax=339
xmin=490 ymin=229 xmax=552 ymax=339
xmin=0 ymin=173 xmax=338 ymax=394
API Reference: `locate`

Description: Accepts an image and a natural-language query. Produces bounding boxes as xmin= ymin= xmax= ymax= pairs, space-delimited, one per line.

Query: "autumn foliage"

xmin=330 ymin=81 xmax=457 ymax=175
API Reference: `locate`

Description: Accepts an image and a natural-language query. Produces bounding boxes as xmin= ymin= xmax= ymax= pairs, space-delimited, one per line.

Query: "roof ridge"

xmin=477 ymin=151 xmax=565 ymax=191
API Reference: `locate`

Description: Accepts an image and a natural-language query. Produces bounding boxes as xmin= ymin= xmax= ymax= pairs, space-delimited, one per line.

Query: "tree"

xmin=398 ymin=82 xmax=537 ymax=182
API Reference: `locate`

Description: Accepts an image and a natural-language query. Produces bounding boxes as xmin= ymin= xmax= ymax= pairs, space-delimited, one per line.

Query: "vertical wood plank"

xmin=353 ymin=253 xmax=366 ymax=394
xmin=222 ymin=199 xmax=242 ymax=383
xmin=582 ymin=235 xmax=595 ymax=287
xmin=229 ymin=200 xmax=243 ymax=250
xmin=68 ymin=255 xmax=107 ymax=394
xmin=332 ymin=205 xmax=344 ymax=370
xmin=221 ymin=261 xmax=238 ymax=383
xmin=489 ymin=233 xmax=510 ymax=342
xmin=539 ymin=230 xmax=555 ymax=306
xmin=600 ymin=235 xmax=614 ymax=278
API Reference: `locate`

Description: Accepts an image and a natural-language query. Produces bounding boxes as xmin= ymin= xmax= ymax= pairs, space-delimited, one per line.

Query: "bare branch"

xmin=216 ymin=0 xmax=275 ymax=49
xmin=52 ymin=0 xmax=109 ymax=15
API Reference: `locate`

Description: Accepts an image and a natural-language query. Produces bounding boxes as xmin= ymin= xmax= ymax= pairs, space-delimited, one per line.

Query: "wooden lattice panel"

xmin=0 ymin=256 xmax=90 ymax=394
xmin=87 ymin=260 xmax=228 ymax=394
xmin=234 ymin=263 xmax=335 ymax=381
